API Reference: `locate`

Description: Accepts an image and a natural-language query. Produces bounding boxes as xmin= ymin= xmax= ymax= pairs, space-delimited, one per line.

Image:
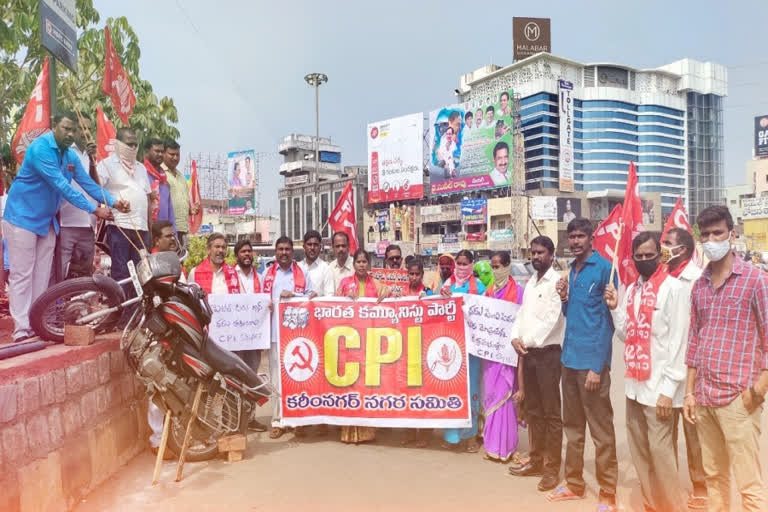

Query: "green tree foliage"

xmin=0 ymin=0 xmax=179 ymax=175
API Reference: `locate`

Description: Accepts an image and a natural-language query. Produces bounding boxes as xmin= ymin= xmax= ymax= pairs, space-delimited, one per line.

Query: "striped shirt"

xmin=686 ymin=256 xmax=768 ymax=407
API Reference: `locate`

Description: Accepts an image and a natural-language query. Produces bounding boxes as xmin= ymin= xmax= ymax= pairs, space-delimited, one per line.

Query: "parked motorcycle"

xmin=32 ymin=250 xmax=274 ymax=461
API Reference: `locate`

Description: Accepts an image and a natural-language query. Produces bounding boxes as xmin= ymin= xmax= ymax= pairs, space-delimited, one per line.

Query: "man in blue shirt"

xmin=3 ymin=112 xmax=130 ymax=342
xmin=548 ymin=217 xmax=619 ymax=511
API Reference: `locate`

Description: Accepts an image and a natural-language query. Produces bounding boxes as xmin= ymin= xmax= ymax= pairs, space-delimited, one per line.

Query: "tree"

xmin=0 ymin=0 xmax=178 ymax=176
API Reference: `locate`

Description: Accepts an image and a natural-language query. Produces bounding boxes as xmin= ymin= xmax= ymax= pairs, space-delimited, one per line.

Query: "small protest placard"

xmin=207 ymin=293 xmax=271 ymax=351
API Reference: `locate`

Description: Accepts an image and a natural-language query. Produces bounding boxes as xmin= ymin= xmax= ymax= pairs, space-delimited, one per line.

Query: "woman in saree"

xmin=431 ymin=253 xmax=455 ymax=292
xmin=335 ymin=249 xmax=390 ymax=444
xmin=483 ymin=250 xmax=525 ymax=462
xmin=439 ymin=249 xmax=486 ymax=452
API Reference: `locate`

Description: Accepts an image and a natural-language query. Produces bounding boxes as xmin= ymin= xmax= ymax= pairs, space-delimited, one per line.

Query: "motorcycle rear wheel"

xmin=30 ymin=277 xmax=124 ymax=342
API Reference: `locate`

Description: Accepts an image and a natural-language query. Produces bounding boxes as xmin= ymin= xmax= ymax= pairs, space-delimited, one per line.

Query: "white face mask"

xmin=661 ymin=244 xmax=683 ymax=264
xmin=702 ymin=239 xmax=730 ymax=262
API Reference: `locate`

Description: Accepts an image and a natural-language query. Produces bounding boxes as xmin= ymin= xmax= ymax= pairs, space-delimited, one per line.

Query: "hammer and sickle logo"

xmin=283 ymin=337 xmax=319 ymax=382
xmin=289 ymin=341 xmax=313 ymax=372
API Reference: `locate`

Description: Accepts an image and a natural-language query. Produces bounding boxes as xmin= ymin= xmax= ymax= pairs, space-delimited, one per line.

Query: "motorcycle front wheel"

xmin=30 ymin=277 xmax=124 ymax=342
xmin=166 ymin=415 xmax=223 ymax=462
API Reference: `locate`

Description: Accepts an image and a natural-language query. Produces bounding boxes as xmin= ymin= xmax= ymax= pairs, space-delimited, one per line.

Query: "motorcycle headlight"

xmin=136 ymin=259 xmax=153 ymax=285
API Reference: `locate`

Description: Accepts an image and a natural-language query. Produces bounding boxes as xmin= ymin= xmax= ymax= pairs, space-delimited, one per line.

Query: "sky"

xmin=94 ymin=0 xmax=768 ymax=215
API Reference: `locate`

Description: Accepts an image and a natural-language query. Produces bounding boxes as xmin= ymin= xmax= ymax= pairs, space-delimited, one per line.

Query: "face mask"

xmin=114 ymin=140 xmax=138 ymax=175
xmin=660 ymin=245 xmax=682 ymax=264
xmin=454 ymin=264 xmax=473 ymax=285
xmin=702 ymin=239 xmax=730 ymax=262
xmin=633 ymin=258 xmax=660 ymax=279
xmin=492 ymin=266 xmax=511 ymax=287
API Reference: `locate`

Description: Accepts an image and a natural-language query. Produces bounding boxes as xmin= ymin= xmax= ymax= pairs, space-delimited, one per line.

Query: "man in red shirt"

xmin=683 ymin=205 xmax=768 ymax=512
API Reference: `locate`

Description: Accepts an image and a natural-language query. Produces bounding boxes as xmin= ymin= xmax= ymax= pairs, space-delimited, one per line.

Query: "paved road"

xmin=76 ymin=349 xmax=766 ymax=512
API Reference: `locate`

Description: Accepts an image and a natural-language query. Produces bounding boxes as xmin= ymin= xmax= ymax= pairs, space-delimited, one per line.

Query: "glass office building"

xmin=458 ymin=56 xmax=727 ymax=217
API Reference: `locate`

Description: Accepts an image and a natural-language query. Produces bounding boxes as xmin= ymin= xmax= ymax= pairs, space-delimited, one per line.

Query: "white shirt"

xmin=268 ymin=262 xmax=312 ymax=343
xmin=299 ymin=258 xmax=334 ymax=297
xmin=675 ymin=260 xmax=703 ymax=350
xmin=97 ymin=154 xmax=151 ymax=231
xmin=329 ymin=255 xmax=354 ymax=292
xmin=489 ymin=168 xmax=510 ymax=186
xmin=236 ymin=264 xmax=258 ymax=292
xmin=188 ymin=264 xmax=243 ymax=294
xmin=510 ymin=266 xmax=565 ymax=349
xmin=59 ymin=145 xmax=97 ymax=228
xmin=611 ymin=274 xmax=689 ymax=407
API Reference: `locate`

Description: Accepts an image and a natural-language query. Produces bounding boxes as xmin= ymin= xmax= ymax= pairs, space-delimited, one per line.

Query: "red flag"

xmin=593 ymin=204 xmax=624 ymax=264
xmin=11 ymin=58 xmax=51 ymax=165
xmin=661 ymin=196 xmax=700 ymax=266
xmin=616 ymin=161 xmax=644 ymax=285
xmin=102 ymin=26 xmax=136 ymax=125
xmin=661 ymin=197 xmax=693 ymax=240
xmin=95 ymin=106 xmax=116 ymax=162
xmin=329 ymin=182 xmax=358 ymax=253
xmin=188 ymin=160 xmax=203 ymax=235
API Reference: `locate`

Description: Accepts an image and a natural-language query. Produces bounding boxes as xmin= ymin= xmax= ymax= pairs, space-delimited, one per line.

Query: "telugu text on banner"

xmin=278 ymin=297 xmax=471 ymax=428
xmin=369 ymin=268 xmax=409 ymax=296
xmin=461 ymin=294 xmax=520 ymax=367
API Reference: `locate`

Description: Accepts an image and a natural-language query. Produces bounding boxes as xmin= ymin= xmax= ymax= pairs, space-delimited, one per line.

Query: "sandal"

xmin=269 ymin=427 xmax=285 ymax=439
xmin=465 ymin=438 xmax=481 ymax=453
xmin=546 ymin=484 xmax=585 ymax=502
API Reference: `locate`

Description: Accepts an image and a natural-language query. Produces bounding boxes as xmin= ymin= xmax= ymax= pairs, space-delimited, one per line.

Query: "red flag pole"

xmin=609 ymin=221 xmax=623 ymax=285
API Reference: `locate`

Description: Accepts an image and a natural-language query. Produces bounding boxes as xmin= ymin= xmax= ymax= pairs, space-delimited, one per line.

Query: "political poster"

xmin=227 ymin=149 xmax=256 ymax=200
xmin=278 ymin=297 xmax=471 ymax=428
xmin=227 ymin=197 xmax=255 ymax=216
xmin=369 ymin=268 xmax=409 ymax=296
xmin=461 ymin=294 xmax=520 ymax=367
xmin=428 ymin=90 xmax=515 ymax=195
xmin=461 ymin=198 xmax=487 ymax=225
xmin=367 ymin=113 xmax=424 ymax=203
xmin=207 ymin=294 xmax=271 ymax=351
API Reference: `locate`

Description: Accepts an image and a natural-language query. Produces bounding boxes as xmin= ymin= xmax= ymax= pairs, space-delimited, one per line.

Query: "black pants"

xmin=107 ymin=225 xmax=149 ymax=326
xmin=523 ymin=345 xmax=563 ymax=477
xmin=562 ymin=366 xmax=618 ymax=498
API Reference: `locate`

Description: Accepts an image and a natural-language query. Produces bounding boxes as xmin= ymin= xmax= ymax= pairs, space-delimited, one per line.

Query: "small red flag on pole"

xmin=11 ymin=57 xmax=51 ymax=165
xmin=328 ymin=182 xmax=358 ymax=253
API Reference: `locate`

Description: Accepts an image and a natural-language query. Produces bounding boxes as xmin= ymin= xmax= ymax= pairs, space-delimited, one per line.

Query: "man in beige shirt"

xmin=509 ymin=235 xmax=566 ymax=492
xmin=328 ymin=231 xmax=354 ymax=291
xmin=162 ymin=140 xmax=198 ymax=245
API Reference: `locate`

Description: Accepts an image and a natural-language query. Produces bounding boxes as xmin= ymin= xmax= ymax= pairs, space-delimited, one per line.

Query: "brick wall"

xmin=0 ymin=337 xmax=147 ymax=512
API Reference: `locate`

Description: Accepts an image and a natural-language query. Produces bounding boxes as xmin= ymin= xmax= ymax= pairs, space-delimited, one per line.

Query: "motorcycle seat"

xmin=201 ymin=334 xmax=262 ymax=388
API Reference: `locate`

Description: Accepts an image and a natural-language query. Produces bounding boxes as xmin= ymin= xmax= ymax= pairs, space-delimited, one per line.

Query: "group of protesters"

xmin=175 ymin=204 xmax=765 ymax=512
xmin=1 ymin=111 xmax=197 ymax=342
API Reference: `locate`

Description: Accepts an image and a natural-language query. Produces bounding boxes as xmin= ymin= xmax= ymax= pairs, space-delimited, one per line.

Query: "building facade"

xmin=457 ymin=54 xmax=727 ymax=218
xmin=277 ymin=134 xmax=366 ymax=245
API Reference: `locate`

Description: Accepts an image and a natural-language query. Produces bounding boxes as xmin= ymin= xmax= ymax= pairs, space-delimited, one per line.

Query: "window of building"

xmin=305 ymin=196 xmax=313 ymax=233
xmin=293 ymin=198 xmax=301 ymax=240
xmin=321 ymin=194 xmax=330 ymax=237
xmin=279 ymin=199 xmax=287 ymax=237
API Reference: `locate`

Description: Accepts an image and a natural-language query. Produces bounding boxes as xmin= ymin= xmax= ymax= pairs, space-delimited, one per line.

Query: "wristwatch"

xmin=750 ymin=386 xmax=765 ymax=406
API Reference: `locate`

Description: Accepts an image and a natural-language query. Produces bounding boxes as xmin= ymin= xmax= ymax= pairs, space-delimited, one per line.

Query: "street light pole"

xmin=304 ymin=72 xmax=328 ymax=234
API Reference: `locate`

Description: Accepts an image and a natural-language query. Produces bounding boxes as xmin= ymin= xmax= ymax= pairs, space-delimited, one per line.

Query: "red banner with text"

xmin=278 ymin=297 xmax=470 ymax=428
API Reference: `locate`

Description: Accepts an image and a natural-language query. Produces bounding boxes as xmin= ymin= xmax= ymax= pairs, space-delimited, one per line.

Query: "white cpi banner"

xmin=558 ymin=80 xmax=575 ymax=193
xmin=461 ymin=293 xmax=520 ymax=367
xmin=207 ymin=293 xmax=271 ymax=351
xmin=367 ymin=113 xmax=424 ymax=204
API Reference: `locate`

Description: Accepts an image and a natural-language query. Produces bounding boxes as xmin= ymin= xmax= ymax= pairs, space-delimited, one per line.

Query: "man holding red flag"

xmin=4 ymin=112 xmax=129 ymax=342
xmin=604 ymin=231 xmax=688 ymax=512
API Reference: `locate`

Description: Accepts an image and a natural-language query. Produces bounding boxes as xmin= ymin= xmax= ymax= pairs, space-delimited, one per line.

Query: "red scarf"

xmin=144 ymin=159 xmax=167 ymax=184
xmin=193 ymin=258 xmax=240 ymax=294
xmin=486 ymin=277 xmax=518 ymax=302
xmin=262 ymin=262 xmax=306 ymax=295
xmin=338 ymin=274 xmax=378 ymax=297
xmin=667 ymin=258 xmax=691 ymax=278
xmin=407 ymin=282 xmax=426 ymax=296
xmin=625 ymin=264 xmax=668 ymax=382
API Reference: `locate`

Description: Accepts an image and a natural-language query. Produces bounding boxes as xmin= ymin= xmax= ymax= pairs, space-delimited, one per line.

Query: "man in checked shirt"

xmin=683 ymin=205 xmax=768 ymax=512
